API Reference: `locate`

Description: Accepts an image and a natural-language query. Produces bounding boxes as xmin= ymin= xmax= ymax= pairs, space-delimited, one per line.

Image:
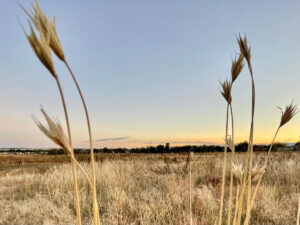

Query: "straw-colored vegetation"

xmin=20 ymin=1 xmax=100 ymax=224
xmin=12 ymin=1 xmax=299 ymax=224
xmin=0 ymin=152 xmax=300 ymax=225
xmin=216 ymin=34 xmax=297 ymax=225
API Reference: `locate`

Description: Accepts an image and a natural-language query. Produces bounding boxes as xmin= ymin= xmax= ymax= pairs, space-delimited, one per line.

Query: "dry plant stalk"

xmin=297 ymin=196 xmax=300 ymax=225
xmin=23 ymin=16 xmax=82 ymax=224
xmin=227 ymin=104 xmax=236 ymax=225
xmin=21 ymin=1 xmax=101 ymax=224
xmin=244 ymin=102 xmax=297 ymax=222
xmin=220 ymin=34 xmax=297 ymax=225
xmin=188 ymin=152 xmax=193 ymax=225
xmin=218 ymin=104 xmax=229 ymax=225
xmin=22 ymin=1 xmax=101 ymax=225
xmin=33 ymin=108 xmax=93 ymax=189
xmin=219 ymin=42 xmax=244 ymax=225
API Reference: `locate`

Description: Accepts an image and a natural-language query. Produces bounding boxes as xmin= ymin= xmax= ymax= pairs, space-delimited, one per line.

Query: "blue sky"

xmin=1 ymin=0 xmax=300 ymax=148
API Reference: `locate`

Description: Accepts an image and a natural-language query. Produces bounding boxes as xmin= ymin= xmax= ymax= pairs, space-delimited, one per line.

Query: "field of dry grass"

xmin=0 ymin=152 xmax=299 ymax=225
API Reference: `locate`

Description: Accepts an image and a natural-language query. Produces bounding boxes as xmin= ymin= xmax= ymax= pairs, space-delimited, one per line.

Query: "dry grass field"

xmin=0 ymin=152 xmax=299 ymax=225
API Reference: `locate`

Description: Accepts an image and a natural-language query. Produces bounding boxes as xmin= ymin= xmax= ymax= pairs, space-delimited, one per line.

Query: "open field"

xmin=1 ymin=152 xmax=300 ymax=225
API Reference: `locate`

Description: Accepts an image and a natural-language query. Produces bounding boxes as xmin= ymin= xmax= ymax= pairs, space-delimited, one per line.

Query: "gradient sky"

xmin=1 ymin=0 xmax=300 ymax=148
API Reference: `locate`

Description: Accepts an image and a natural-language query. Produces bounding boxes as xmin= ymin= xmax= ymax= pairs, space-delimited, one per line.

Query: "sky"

xmin=1 ymin=0 xmax=300 ymax=148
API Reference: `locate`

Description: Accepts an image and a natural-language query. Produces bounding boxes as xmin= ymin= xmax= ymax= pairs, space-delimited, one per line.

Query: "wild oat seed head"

xmin=220 ymin=79 xmax=232 ymax=104
xmin=232 ymin=162 xmax=243 ymax=185
xmin=278 ymin=101 xmax=298 ymax=127
xmin=237 ymin=34 xmax=251 ymax=64
xmin=49 ymin=18 xmax=65 ymax=61
xmin=251 ymin=164 xmax=266 ymax=182
xmin=23 ymin=1 xmax=65 ymax=61
xmin=231 ymin=54 xmax=244 ymax=83
xmin=32 ymin=107 xmax=71 ymax=154
xmin=26 ymin=23 xmax=56 ymax=77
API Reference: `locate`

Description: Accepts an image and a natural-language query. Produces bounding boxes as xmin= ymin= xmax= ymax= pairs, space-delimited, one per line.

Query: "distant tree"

xmin=165 ymin=143 xmax=170 ymax=152
xmin=156 ymin=145 xmax=165 ymax=153
xmin=236 ymin=141 xmax=248 ymax=152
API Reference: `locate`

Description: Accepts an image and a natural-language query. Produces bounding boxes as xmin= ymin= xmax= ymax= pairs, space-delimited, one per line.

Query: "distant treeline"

xmin=1 ymin=142 xmax=299 ymax=155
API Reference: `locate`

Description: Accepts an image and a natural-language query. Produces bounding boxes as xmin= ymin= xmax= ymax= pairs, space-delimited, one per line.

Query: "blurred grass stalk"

xmin=21 ymin=1 xmax=100 ymax=224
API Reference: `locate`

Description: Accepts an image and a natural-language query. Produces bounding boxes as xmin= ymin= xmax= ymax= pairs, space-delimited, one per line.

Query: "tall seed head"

xmin=232 ymin=162 xmax=243 ymax=185
xmin=26 ymin=23 xmax=56 ymax=78
xmin=231 ymin=54 xmax=244 ymax=83
xmin=237 ymin=34 xmax=251 ymax=64
xmin=32 ymin=107 xmax=71 ymax=154
xmin=220 ymin=79 xmax=232 ymax=104
xmin=22 ymin=1 xmax=65 ymax=61
xmin=251 ymin=164 xmax=266 ymax=182
xmin=49 ymin=18 xmax=65 ymax=61
xmin=278 ymin=101 xmax=298 ymax=127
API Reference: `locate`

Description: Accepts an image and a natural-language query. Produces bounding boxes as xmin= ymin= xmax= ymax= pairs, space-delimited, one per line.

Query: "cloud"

xmin=171 ymin=141 xmax=209 ymax=144
xmin=96 ymin=137 xmax=130 ymax=142
xmin=143 ymin=140 xmax=217 ymax=145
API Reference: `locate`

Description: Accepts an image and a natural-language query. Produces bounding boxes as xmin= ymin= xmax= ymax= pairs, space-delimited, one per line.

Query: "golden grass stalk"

xmin=297 ymin=196 xmax=300 ymax=225
xmin=23 ymin=2 xmax=100 ymax=224
xmin=227 ymin=50 xmax=244 ymax=225
xmin=232 ymin=184 xmax=240 ymax=225
xmin=63 ymin=61 xmax=100 ymax=225
xmin=235 ymin=34 xmax=254 ymax=225
xmin=227 ymin=169 xmax=234 ymax=225
xmin=244 ymin=102 xmax=297 ymax=223
xmin=23 ymin=11 xmax=82 ymax=223
xmin=189 ymin=151 xmax=193 ymax=225
xmin=33 ymin=107 xmax=93 ymax=189
xmin=220 ymin=48 xmax=243 ymax=224
xmin=218 ymin=103 xmax=229 ymax=225
xmin=227 ymin=103 xmax=236 ymax=225
xmin=53 ymin=77 xmax=82 ymax=225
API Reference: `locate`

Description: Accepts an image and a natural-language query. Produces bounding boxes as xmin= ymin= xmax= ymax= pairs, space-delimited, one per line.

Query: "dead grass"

xmin=0 ymin=152 xmax=299 ymax=225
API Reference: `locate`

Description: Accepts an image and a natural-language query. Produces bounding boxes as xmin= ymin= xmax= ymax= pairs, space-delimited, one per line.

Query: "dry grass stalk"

xmin=297 ymin=196 xmax=300 ymax=225
xmin=33 ymin=107 xmax=93 ymax=189
xmin=227 ymin=169 xmax=234 ymax=225
xmin=22 ymin=1 xmax=100 ymax=224
xmin=219 ymin=44 xmax=244 ymax=225
xmin=220 ymin=41 xmax=244 ymax=225
xmin=219 ymin=35 xmax=297 ymax=225
xmin=232 ymin=184 xmax=240 ymax=225
xmin=22 ymin=2 xmax=83 ymax=224
xmin=62 ymin=62 xmax=100 ymax=225
xmin=218 ymin=103 xmax=229 ymax=225
xmin=245 ymin=102 xmax=297 ymax=220
xmin=235 ymin=34 xmax=254 ymax=225
xmin=189 ymin=152 xmax=193 ymax=225
xmin=227 ymin=93 xmax=237 ymax=225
